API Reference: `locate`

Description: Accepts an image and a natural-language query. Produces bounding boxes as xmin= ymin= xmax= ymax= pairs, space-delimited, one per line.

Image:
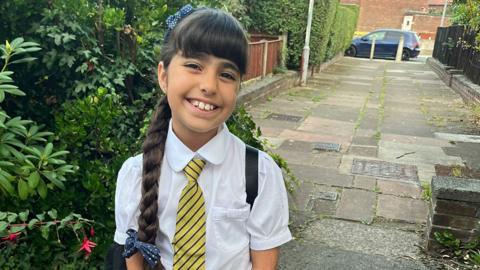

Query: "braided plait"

xmin=138 ymin=95 xmax=171 ymax=269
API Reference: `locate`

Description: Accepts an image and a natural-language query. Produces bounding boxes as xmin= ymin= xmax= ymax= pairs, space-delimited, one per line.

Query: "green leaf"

xmin=73 ymin=222 xmax=83 ymax=231
xmin=3 ymin=88 xmax=25 ymax=96
xmin=0 ymin=84 xmax=19 ymax=89
xmin=10 ymin=57 xmax=37 ymax=64
xmin=27 ymin=171 xmax=41 ymax=189
xmin=28 ymin=218 xmax=38 ymax=229
xmin=0 ymin=221 xmax=7 ymax=231
xmin=10 ymin=226 xmax=25 ymax=233
xmin=40 ymin=225 xmax=49 ymax=239
xmin=7 ymin=213 xmax=17 ymax=223
xmin=44 ymin=142 xmax=53 ymax=157
xmin=10 ymin=37 xmax=24 ymax=49
xmin=18 ymin=210 xmax=29 ymax=222
xmin=36 ymin=213 xmax=45 ymax=221
xmin=18 ymin=179 xmax=29 ymax=200
xmin=37 ymin=179 xmax=47 ymax=199
xmin=18 ymin=41 xmax=40 ymax=48
xmin=41 ymin=171 xmax=65 ymax=189
xmin=0 ymin=212 xmax=6 ymax=220
xmin=47 ymin=209 xmax=57 ymax=219
xmin=0 ymin=173 xmax=15 ymax=195
xmin=48 ymin=150 xmax=69 ymax=158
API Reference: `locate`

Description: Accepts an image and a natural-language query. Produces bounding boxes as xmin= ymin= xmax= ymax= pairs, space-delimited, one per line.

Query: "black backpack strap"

xmin=104 ymin=242 xmax=127 ymax=270
xmin=245 ymin=144 xmax=259 ymax=210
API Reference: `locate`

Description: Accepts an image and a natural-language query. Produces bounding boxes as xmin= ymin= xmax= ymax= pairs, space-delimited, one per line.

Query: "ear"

xmin=157 ymin=61 xmax=168 ymax=94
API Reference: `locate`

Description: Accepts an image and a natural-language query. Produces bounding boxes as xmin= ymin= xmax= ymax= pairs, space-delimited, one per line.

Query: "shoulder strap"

xmin=245 ymin=144 xmax=259 ymax=210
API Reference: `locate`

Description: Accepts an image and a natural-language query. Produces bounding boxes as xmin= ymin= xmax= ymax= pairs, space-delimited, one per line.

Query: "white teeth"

xmin=191 ymin=99 xmax=215 ymax=111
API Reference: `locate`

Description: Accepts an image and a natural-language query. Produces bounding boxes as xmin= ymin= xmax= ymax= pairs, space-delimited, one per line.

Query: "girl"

xmin=114 ymin=5 xmax=291 ymax=270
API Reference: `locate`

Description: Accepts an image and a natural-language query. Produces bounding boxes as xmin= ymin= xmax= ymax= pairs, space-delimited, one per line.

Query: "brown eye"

xmin=220 ymin=72 xmax=237 ymax=81
xmin=185 ymin=63 xmax=202 ymax=71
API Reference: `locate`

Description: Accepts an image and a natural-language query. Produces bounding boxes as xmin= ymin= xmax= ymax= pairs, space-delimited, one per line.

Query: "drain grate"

xmin=266 ymin=113 xmax=302 ymax=122
xmin=313 ymin=142 xmax=341 ymax=152
xmin=351 ymin=159 xmax=418 ymax=182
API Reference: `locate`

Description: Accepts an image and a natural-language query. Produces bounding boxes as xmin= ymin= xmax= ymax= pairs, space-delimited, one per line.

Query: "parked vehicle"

xmin=344 ymin=29 xmax=421 ymax=61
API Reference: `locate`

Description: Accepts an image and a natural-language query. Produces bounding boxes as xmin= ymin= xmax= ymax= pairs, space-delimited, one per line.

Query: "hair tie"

xmin=123 ymin=229 xmax=161 ymax=267
xmin=166 ymin=4 xmax=195 ymax=30
xmin=164 ymin=4 xmax=195 ymax=43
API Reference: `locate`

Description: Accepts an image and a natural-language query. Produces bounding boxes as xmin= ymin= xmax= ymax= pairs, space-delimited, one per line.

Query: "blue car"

xmin=345 ymin=29 xmax=421 ymax=61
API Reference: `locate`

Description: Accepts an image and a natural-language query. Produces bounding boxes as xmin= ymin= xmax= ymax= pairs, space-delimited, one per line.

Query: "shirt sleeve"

xmin=247 ymin=151 xmax=292 ymax=250
xmin=114 ymin=155 xmax=143 ymax=245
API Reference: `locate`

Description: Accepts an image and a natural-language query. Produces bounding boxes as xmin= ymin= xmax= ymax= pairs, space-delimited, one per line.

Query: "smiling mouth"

xmin=188 ymin=99 xmax=218 ymax=112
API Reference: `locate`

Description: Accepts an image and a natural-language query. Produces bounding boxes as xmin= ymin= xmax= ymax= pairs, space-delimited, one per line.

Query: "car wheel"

xmin=345 ymin=46 xmax=356 ymax=57
xmin=402 ymin=49 xmax=410 ymax=61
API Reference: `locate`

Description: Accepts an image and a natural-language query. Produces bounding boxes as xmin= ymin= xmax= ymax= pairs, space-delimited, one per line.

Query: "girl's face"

xmin=158 ymin=52 xmax=241 ymax=148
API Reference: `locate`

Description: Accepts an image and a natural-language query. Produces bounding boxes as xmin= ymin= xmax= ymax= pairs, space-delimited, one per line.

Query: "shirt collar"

xmin=165 ymin=120 xmax=229 ymax=172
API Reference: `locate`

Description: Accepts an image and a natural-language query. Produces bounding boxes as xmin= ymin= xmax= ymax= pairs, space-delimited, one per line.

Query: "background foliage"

xmin=247 ymin=0 xmax=359 ymax=69
xmin=0 ymin=0 xmax=358 ymax=268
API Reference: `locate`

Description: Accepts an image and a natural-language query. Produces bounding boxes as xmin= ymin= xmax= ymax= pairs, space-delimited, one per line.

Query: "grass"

xmin=421 ymin=181 xmax=432 ymax=201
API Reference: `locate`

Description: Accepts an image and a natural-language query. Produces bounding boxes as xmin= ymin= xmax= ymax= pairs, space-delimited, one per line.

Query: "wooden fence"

xmin=433 ymin=26 xmax=480 ymax=85
xmin=243 ymin=36 xmax=283 ymax=81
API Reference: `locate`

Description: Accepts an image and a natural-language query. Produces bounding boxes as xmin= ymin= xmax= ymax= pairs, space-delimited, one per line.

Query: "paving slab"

xmin=290 ymin=164 xmax=354 ymax=187
xmin=352 ymin=136 xmax=378 ymax=146
xmin=312 ymin=152 xmax=342 ymax=169
xmin=296 ymin=218 xmax=425 ymax=260
xmin=377 ymin=194 xmax=428 ymax=223
xmin=377 ymin=180 xmax=422 ymax=199
xmin=335 ymin=189 xmax=376 ymax=224
xmin=378 ymin=140 xmax=464 ymax=166
xmin=272 ymin=149 xmax=316 ymax=166
xmin=353 ymin=175 xmax=377 ymax=191
xmin=279 ymin=240 xmax=429 ymax=270
xmin=348 ymin=145 xmax=378 ymax=157
xmin=298 ymin=117 xmax=356 ymax=137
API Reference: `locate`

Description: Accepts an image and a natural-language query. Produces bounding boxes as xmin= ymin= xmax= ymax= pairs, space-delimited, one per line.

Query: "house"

xmin=341 ymin=0 xmax=452 ymax=39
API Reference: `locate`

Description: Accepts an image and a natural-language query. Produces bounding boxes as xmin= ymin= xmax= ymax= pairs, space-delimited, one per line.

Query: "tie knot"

xmin=183 ymin=159 xmax=206 ymax=182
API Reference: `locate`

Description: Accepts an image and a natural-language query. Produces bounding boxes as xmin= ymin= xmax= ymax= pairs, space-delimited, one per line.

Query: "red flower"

xmin=1 ymin=232 xmax=21 ymax=242
xmin=90 ymin=226 xmax=94 ymax=237
xmin=78 ymin=236 xmax=97 ymax=257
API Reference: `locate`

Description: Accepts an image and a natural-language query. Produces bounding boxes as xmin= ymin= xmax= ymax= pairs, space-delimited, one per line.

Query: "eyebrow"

xmin=187 ymin=52 xmax=240 ymax=73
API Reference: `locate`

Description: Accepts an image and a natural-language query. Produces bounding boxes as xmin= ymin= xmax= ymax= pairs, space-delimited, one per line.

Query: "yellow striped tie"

xmin=173 ymin=159 xmax=206 ymax=270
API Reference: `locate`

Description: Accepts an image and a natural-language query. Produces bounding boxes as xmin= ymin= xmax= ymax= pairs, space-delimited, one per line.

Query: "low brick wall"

xmin=237 ymin=71 xmax=298 ymax=106
xmin=426 ymin=176 xmax=480 ymax=252
xmin=427 ymin=57 xmax=480 ymax=105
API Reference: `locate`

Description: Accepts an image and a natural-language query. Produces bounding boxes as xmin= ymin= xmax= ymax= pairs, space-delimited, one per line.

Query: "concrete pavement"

xmin=247 ymin=57 xmax=480 ymax=269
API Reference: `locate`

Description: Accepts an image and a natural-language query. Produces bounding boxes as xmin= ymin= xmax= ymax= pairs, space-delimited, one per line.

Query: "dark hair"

xmin=137 ymin=8 xmax=248 ymax=269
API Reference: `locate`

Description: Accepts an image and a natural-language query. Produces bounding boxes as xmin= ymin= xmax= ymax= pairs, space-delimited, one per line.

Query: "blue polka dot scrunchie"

xmin=123 ymin=229 xmax=161 ymax=267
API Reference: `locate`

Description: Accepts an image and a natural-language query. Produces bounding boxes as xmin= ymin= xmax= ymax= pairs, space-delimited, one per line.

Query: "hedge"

xmin=247 ymin=0 xmax=359 ymax=69
xmin=325 ymin=4 xmax=360 ymax=61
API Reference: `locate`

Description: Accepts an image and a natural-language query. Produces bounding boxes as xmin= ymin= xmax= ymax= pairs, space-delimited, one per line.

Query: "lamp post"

xmin=440 ymin=0 xmax=448 ymax=27
xmin=300 ymin=0 xmax=315 ymax=86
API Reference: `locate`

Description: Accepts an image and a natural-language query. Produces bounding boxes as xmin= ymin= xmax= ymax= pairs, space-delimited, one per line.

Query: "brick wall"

xmin=426 ymin=176 xmax=480 ymax=252
xmin=412 ymin=15 xmax=450 ymax=40
xmin=357 ymin=0 xmax=430 ymax=32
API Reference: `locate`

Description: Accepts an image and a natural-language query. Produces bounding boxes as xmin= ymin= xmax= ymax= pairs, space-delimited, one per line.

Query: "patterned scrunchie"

xmin=164 ymin=4 xmax=195 ymax=43
xmin=123 ymin=229 xmax=161 ymax=267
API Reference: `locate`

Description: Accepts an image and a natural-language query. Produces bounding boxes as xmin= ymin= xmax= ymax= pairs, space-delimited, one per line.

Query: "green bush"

xmin=247 ymin=0 xmax=358 ymax=69
xmin=325 ymin=4 xmax=359 ymax=61
xmin=309 ymin=0 xmax=339 ymax=67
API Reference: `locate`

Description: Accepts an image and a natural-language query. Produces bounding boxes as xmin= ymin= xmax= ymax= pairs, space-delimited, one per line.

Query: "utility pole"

xmin=440 ymin=0 xmax=448 ymax=27
xmin=300 ymin=0 xmax=315 ymax=86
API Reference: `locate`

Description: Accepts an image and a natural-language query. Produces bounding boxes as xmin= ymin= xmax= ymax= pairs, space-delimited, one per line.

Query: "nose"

xmin=199 ymin=70 xmax=217 ymax=96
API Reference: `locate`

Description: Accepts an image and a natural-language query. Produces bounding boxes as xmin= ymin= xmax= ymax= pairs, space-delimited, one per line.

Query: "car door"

xmin=382 ymin=31 xmax=403 ymax=58
xmin=356 ymin=31 xmax=387 ymax=57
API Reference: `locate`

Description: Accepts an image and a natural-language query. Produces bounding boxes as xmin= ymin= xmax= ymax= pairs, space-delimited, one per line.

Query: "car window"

xmin=365 ymin=31 xmax=386 ymax=41
xmin=385 ymin=31 xmax=403 ymax=42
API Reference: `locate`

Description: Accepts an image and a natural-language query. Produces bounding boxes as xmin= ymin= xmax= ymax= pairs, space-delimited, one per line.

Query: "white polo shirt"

xmin=114 ymin=121 xmax=292 ymax=270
